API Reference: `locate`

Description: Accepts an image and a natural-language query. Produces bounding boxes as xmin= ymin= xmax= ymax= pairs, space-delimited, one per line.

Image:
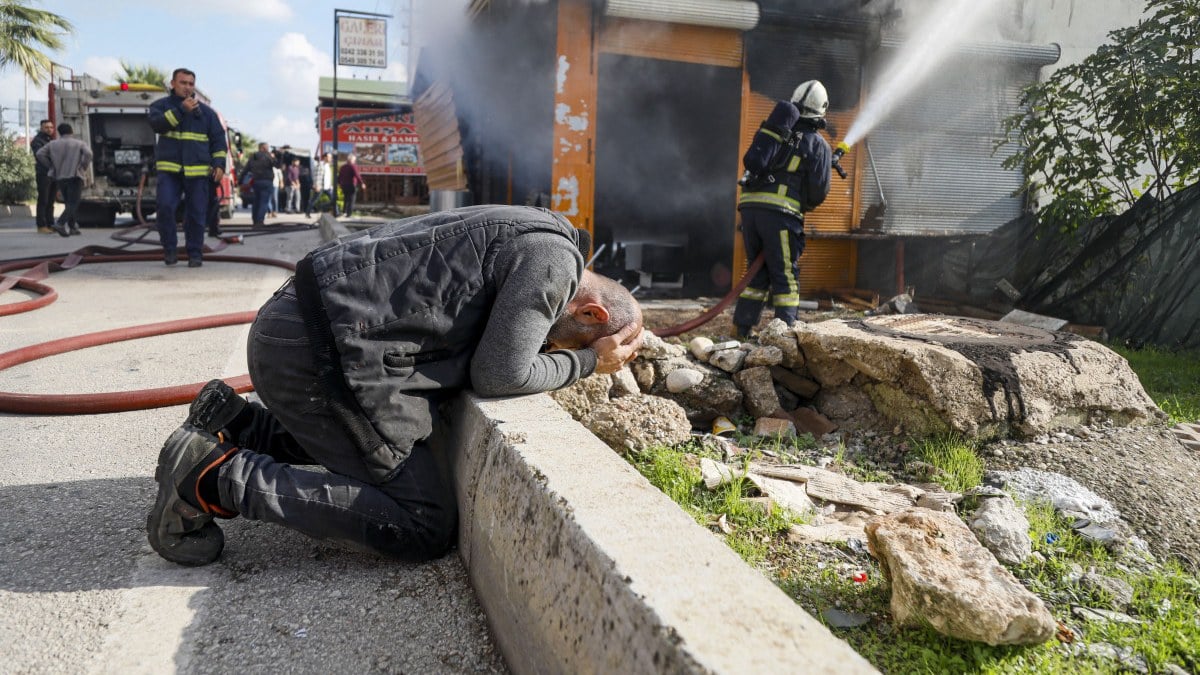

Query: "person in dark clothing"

xmin=30 ymin=119 xmax=56 ymax=234
xmin=35 ymin=123 xmax=93 ymax=238
xmin=733 ymin=80 xmax=833 ymax=338
xmin=337 ymin=153 xmax=365 ymax=218
xmin=147 ymin=205 xmax=644 ymax=566
xmin=243 ymin=143 xmax=276 ymax=226
xmin=147 ymin=68 xmax=228 ymax=267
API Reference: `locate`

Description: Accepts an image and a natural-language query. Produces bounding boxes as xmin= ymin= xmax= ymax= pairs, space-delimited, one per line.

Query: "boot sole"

xmin=146 ymin=428 xmax=224 ymax=566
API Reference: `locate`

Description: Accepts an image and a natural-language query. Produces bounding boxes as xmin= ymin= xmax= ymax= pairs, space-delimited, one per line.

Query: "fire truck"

xmin=49 ymin=70 xmax=240 ymax=227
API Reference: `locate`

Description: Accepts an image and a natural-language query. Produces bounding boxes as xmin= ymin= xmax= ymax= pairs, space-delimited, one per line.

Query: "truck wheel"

xmin=76 ymin=203 xmax=118 ymax=228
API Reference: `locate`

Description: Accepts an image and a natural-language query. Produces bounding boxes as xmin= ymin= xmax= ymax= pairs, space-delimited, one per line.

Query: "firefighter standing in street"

xmin=147 ymin=68 xmax=227 ymax=267
xmin=733 ymin=80 xmax=833 ymax=338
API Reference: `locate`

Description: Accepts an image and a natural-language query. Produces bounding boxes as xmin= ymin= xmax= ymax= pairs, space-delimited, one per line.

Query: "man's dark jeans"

xmin=251 ymin=181 xmax=273 ymax=225
xmin=341 ymin=185 xmax=357 ymax=218
xmin=55 ymin=177 xmax=83 ymax=227
xmin=36 ymin=170 xmax=55 ymax=227
xmin=217 ymin=285 xmax=458 ymax=561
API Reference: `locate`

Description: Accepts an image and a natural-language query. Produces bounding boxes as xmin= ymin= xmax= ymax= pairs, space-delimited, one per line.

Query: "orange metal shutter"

xmin=413 ymin=82 xmax=467 ymax=191
xmin=598 ymin=18 xmax=743 ymax=68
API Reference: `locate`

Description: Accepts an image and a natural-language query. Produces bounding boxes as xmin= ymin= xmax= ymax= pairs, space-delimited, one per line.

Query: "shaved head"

xmin=546 ymin=271 xmax=642 ymax=350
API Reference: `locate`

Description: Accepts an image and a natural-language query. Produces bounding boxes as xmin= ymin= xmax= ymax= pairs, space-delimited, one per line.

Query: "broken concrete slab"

xmin=749 ymin=464 xmax=915 ymax=514
xmin=968 ymin=495 xmax=1033 ymax=565
xmin=760 ymin=319 xmax=804 ymax=368
xmin=1001 ymin=309 xmax=1069 ymax=332
xmin=866 ymin=508 xmax=1056 ymax=646
xmin=794 ymin=316 xmax=1164 ymax=438
xmin=748 ymin=473 xmax=816 ymax=516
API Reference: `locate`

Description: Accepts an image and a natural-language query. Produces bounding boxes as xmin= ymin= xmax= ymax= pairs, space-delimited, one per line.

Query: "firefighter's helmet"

xmin=790 ymin=80 xmax=829 ymax=119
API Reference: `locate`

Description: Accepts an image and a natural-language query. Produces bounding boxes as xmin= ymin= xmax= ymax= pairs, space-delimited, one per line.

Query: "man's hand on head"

xmin=589 ymin=322 xmax=644 ymax=375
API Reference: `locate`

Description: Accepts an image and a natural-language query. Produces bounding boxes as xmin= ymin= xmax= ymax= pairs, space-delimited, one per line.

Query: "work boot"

xmin=188 ymin=258 xmax=203 ymax=268
xmin=185 ymin=379 xmax=248 ymax=437
xmin=52 ymin=221 xmax=70 ymax=238
xmin=37 ymin=226 xmax=54 ymax=234
xmin=69 ymin=224 xmax=81 ymax=235
xmin=164 ymin=249 xmax=178 ymax=266
xmin=146 ymin=426 xmax=239 ymax=566
xmin=734 ymin=324 xmax=754 ymax=340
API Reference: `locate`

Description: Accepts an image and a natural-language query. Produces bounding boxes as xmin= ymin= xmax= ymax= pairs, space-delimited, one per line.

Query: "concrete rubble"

xmin=865 ymin=508 xmax=1057 ymax=646
xmin=967 ymin=494 xmax=1033 ymax=565
xmin=555 ymin=314 xmax=1162 ymax=455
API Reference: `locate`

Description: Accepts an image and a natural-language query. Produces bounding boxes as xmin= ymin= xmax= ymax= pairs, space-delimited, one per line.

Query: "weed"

xmin=912 ymin=435 xmax=985 ymax=493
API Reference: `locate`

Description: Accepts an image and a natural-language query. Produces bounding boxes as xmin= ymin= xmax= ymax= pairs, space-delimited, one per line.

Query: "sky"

xmin=0 ymin=0 xmax=416 ymax=150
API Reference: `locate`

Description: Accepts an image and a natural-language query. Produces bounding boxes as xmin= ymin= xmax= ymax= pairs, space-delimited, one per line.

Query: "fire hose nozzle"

xmin=831 ymin=142 xmax=850 ymax=180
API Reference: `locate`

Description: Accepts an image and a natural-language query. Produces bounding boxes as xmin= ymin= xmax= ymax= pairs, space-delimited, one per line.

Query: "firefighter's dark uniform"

xmin=733 ymin=100 xmax=832 ymax=335
xmin=148 ymin=92 xmax=227 ymax=264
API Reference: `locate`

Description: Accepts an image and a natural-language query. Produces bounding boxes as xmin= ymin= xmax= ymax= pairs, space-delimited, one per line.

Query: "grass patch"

xmin=1110 ymin=343 xmax=1200 ymax=424
xmin=627 ymin=444 xmax=1200 ymax=673
xmin=912 ymin=435 xmax=985 ymax=493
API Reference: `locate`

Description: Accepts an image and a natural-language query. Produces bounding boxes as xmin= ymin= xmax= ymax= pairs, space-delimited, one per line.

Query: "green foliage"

xmin=0 ymin=1 xmax=73 ymax=83
xmin=913 ymin=435 xmax=984 ymax=493
xmin=0 ymin=133 xmax=35 ymax=204
xmin=999 ymin=0 xmax=1200 ymax=231
xmin=114 ymin=60 xmax=168 ymax=88
xmin=1110 ymin=343 xmax=1200 ymax=423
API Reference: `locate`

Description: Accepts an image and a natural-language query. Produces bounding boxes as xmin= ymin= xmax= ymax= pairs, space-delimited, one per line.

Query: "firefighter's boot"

xmin=147 ymin=426 xmax=239 ymax=566
xmin=186 ymin=379 xmax=249 ymax=437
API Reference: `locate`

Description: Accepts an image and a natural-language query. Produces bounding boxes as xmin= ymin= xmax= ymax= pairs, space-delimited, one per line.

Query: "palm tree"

xmin=0 ymin=1 xmax=73 ymax=83
xmin=114 ymin=60 xmax=169 ymax=88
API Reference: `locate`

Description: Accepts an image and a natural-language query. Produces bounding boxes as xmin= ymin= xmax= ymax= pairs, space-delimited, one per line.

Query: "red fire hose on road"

xmin=0 ymin=246 xmax=297 ymax=415
xmin=651 ymin=253 xmax=764 ymax=337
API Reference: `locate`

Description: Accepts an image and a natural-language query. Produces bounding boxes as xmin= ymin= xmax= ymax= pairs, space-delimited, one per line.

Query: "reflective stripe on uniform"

xmin=739 ymin=287 xmax=769 ymax=301
xmin=787 ymin=155 xmax=801 ymax=172
xmin=777 ymin=228 xmax=800 ymax=305
xmin=738 ymin=190 xmax=803 ymax=216
xmin=156 ymin=160 xmax=182 ymax=173
xmin=165 ymin=131 xmax=210 ymax=142
xmin=164 ymin=109 xmax=179 ymax=127
xmin=183 ymin=165 xmax=211 ymax=177
xmin=212 ymin=151 xmax=227 ymax=159
xmin=759 ymin=128 xmax=783 ymax=143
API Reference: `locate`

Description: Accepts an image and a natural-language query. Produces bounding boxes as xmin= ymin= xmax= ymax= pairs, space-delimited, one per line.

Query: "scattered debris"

xmin=746 ymin=473 xmax=815 ymax=516
xmin=749 ymin=463 xmax=914 ymax=514
xmin=821 ymin=607 xmax=871 ymax=629
xmin=701 ymin=457 xmax=735 ymax=489
xmin=1000 ymin=308 xmax=1068 ymax=331
xmin=866 ymin=508 xmax=1057 ymax=646
xmin=1067 ymin=642 xmax=1149 ymax=673
xmin=1071 ymin=605 xmax=1141 ymax=624
xmin=968 ymin=494 xmax=1033 ymax=565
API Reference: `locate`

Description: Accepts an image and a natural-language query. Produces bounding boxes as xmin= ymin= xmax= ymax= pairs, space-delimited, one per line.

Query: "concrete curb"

xmin=438 ymin=393 xmax=877 ymax=674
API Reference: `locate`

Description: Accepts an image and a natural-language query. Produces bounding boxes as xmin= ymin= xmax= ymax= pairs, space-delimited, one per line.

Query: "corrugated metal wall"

xmin=858 ymin=50 xmax=1044 ymax=235
xmin=413 ymin=81 xmax=466 ymax=191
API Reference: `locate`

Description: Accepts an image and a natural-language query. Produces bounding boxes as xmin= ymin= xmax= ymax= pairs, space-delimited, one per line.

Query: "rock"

xmin=815 ymin=386 xmax=887 ymax=432
xmin=579 ymin=395 xmax=692 ymax=453
xmin=789 ymin=522 xmax=869 ymax=548
xmin=792 ymin=316 xmax=1165 ymax=438
xmin=758 ymin=319 xmax=804 ymax=368
xmin=1080 ymin=573 xmax=1135 ymax=610
xmin=639 ymin=330 xmax=687 ymax=359
xmin=710 ymin=348 xmax=748 ymax=373
xmin=821 ymin=608 xmax=870 ymax=629
xmin=747 ymin=473 xmax=815 ymax=516
xmin=753 ymin=417 xmax=796 ymax=438
xmin=745 ymin=345 xmax=784 ymax=367
xmin=769 ymin=366 xmax=821 ymax=399
xmin=610 ymin=368 xmax=640 ymax=398
xmin=775 ymin=385 xmax=800 ymax=412
xmin=689 ymin=336 xmax=714 ymax=362
xmin=629 ymin=360 xmax=656 ymax=392
xmin=915 ymin=487 xmax=962 ymax=514
xmin=675 ymin=374 xmax=745 ymax=424
xmin=865 ymin=508 xmax=1056 ymax=646
xmin=549 ymin=373 xmax=614 ymax=419
xmin=791 ymin=407 xmax=837 ymax=437
xmin=700 ymin=457 xmax=735 ymax=489
xmin=1071 ymin=606 xmax=1142 ymax=624
xmin=968 ymin=495 xmax=1032 ymax=565
xmin=1068 ymin=643 xmax=1149 ymax=674
xmin=733 ymin=367 xmax=781 ymax=417
xmin=666 ymin=368 xmax=705 ymax=394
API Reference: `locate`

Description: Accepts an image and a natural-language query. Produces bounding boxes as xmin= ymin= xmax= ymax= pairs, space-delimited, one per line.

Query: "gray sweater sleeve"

xmin=469 ymin=233 xmax=598 ymax=397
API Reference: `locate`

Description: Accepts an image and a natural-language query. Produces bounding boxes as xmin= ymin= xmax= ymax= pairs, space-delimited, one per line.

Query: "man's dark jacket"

xmin=295 ymin=205 xmax=589 ymax=480
xmin=31 ymin=131 xmax=53 ymax=176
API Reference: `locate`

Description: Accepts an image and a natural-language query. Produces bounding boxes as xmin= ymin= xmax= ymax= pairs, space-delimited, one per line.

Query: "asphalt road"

xmin=0 ymin=210 xmax=507 ymax=674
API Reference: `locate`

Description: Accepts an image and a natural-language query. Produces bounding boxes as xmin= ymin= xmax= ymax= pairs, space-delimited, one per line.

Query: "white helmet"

xmin=790 ymin=80 xmax=829 ymax=119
